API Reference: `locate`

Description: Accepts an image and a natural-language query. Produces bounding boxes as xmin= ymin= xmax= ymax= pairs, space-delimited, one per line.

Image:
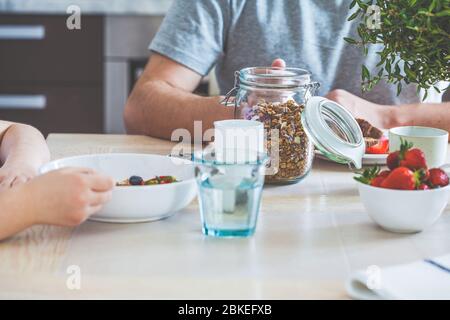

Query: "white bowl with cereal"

xmin=40 ymin=154 xmax=197 ymax=223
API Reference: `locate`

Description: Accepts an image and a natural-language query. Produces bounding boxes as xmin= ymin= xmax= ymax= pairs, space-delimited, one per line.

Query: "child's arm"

xmin=0 ymin=121 xmax=50 ymax=190
xmin=0 ymin=184 xmax=35 ymax=240
xmin=0 ymin=167 xmax=114 ymax=241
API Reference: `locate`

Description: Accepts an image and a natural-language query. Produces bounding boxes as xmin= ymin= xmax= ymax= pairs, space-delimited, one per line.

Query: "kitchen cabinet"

xmin=0 ymin=14 xmax=103 ymax=136
xmin=0 ymin=15 xmax=102 ymax=84
xmin=0 ymin=85 xmax=102 ymax=134
xmin=0 ymin=10 xmax=214 ymax=135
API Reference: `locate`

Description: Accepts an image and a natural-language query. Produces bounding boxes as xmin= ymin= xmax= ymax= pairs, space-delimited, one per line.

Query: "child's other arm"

xmin=0 ymin=121 xmax=50 ymax=189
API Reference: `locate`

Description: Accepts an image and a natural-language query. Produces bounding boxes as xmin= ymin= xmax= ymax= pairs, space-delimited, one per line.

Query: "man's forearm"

xmin=124 ymin=80 xmax=234 ymax=140
xmin=392 ymin=102 xmax=450 ymax=136
xmin=0 ymin=124 xmax=50 ymax=171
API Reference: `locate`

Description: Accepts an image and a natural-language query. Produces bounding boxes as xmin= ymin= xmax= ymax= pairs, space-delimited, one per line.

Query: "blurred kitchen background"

xmin=0 ymin=0 xmax=218 ymax=136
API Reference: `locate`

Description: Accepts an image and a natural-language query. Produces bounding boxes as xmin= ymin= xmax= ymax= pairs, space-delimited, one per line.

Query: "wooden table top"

xmin=0 ymin=133 xmax=449 ymax=299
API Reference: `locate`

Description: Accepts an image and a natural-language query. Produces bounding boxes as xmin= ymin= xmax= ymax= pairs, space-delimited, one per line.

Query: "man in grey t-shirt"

xmin=124 ymin=0 xmax=449 ymax=140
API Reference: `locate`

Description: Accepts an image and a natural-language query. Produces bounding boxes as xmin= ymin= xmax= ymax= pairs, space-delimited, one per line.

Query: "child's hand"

xmin=0 ymin=163 xmax=37 ymax=191
xmin=23 ymin=167 xmax=114 ymax=226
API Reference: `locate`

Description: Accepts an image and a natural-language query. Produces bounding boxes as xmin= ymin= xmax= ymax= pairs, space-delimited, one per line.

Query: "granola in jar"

xmin=225 ymin=67 xmax=319 ymax=184
xmin=245 ymin=99 xmax=314 ymax=183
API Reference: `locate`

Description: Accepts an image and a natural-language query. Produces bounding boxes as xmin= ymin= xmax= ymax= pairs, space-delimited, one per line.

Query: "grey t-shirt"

xmin=150 ymin=0 xmax=444 ymax=104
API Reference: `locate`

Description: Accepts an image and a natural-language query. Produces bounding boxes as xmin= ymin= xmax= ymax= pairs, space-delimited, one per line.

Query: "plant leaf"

xmin=347 ymin=10 xmax=361 ymax=21
xmin=362 ymin=65 xmax=370 ymax=81
xmin=344 ymin=37 xmax=358 ymax=44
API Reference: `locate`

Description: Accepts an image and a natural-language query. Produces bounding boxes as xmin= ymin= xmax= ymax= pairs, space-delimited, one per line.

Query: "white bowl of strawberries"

xmin=355 ymin=139 xmax=450 ymax=233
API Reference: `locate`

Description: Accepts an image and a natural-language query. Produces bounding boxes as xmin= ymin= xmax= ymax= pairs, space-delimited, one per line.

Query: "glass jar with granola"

xmin=223 ymin=67 xmax=320 ymax=184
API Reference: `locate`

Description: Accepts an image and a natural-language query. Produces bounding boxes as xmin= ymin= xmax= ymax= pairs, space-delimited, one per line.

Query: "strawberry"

xmin=366 ymin=136 xmax=389 ymax=154
xmin=428 ymin=168 xmax=449 ymax=188
xmin=386 ymin=151 xmax=400 ymax=170
xmin=378 ymin=170 xmax=391 ymax=178
xmin=400 ymin=148 xmax=427 ymax=170
xmin=369 ymin=170 xmax=391 ymax=187
xmin=386 ymin=139 xmax=413 ymax=170
xmin=417 ymin=184 xmax=430 ymax=190
xmin=354 ymin=167 xmax=393 ymax=188
xmin=416 ymin=168 xmax=430 ymax=183
xmin=380 ymin=167 xmax=420 ymax=190
xmin=354 ymin=166 xmax=380 ymax=185
xmin=370 ymin=176 xmax=386 ymax=188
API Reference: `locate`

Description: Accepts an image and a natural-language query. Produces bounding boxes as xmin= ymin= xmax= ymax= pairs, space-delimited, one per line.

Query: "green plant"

xmin=345 ymin=0 xmax=450 ymax=100
xmin=354 ymin=166 xmax=381 ymax=184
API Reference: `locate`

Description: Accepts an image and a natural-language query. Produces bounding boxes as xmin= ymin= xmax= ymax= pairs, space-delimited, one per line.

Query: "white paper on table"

xmin=346 ymin=254 xmax=450 ymax=300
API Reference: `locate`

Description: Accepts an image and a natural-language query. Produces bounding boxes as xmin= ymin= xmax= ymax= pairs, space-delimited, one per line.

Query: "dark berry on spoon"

xmin=129 ymin=176 xmax=144 ymax=186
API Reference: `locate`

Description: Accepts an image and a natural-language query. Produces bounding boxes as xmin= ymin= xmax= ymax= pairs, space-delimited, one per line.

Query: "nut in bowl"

xmin=40 ymin=154 xmax=197 ymax=223
xmin=354 ymin=139 xmax=450 ymax=233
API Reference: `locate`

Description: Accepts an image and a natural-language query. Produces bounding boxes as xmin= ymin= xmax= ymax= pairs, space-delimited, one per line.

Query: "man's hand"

xmin=325 ymin=89 xmax=393 ymax=129
xmin=267 ymin=59 xmax=450 ymax=138
xmin=269 ymin=59 xmax=394 ymax=128
xmin=272 ymin=58 xmax=286 ymax=68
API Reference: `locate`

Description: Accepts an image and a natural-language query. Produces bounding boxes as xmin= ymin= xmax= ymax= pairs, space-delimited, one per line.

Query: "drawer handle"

xmin=0 ymin=95 xmax=47 ymax=110
xmin=0 ymin=25 xmax=45 ymax=40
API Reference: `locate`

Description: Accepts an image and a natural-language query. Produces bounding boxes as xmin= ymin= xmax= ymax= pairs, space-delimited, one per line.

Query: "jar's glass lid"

xmin=301 ymin=97 xmax=365 ymax=169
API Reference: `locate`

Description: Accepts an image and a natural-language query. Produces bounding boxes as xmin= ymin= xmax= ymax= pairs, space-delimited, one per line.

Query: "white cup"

xmin=389 ymin=126 xmax=449 ymax=168
xmin=213 ymin=120 xmax=265 ymax=213
xmin=214 ymin=120 xmax=264 ymax=164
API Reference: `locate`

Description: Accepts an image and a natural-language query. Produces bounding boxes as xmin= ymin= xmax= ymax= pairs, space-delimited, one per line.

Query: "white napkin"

xmin=346 ymin=254 xmax=450 ymax=300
